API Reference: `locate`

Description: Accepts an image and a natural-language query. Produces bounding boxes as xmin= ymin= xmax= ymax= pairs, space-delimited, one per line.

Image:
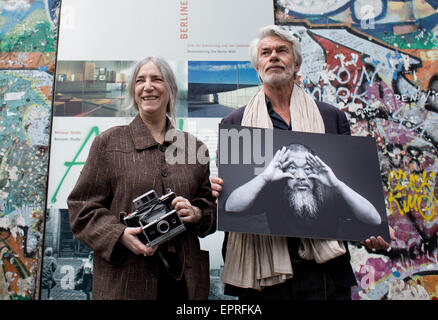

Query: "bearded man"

xmin=211 ymin=25 xmax=394 ymax=300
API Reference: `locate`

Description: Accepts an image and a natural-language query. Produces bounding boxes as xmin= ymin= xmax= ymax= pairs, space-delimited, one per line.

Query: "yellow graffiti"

xmin=388 ymin=169 xmax=438 ymax=220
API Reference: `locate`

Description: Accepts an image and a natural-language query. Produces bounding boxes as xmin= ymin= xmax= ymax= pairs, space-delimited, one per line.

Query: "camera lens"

xmin=157 ymin=220 xmax=170 ymax=234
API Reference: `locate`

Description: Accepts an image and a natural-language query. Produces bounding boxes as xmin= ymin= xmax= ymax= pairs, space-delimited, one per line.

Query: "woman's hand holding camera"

xmin=172 ymin=196 xmax=201 ymax=224
xmin=120 ymin=227 xmax=158 ymax=257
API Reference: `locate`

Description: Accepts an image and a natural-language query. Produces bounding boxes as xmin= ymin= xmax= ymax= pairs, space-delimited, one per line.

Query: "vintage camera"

xmin=123 ymin=189 xmax=186 ymax=247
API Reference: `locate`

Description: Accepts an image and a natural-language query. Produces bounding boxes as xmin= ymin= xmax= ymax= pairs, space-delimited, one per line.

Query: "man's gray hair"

xmin=285 ymin=143 xmax=316 ymax=155
xmin=125 ymin=57 xmax=177 ymax=124
xmin=249 ymin=25 xmax=302 ymax=76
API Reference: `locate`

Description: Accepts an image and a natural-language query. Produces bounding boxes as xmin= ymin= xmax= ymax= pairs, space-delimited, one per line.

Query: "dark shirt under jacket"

xmin=68 ymin=114 xmax=217 ymax=300
xmin=220 ymin=98 xmax=357 ymax=297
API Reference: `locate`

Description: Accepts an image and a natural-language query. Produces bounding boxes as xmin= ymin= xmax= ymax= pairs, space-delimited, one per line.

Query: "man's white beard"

xmin=259 ymin=64 xmax=294 ymax=86
xmin=286 ymin=185 xmax=324 ymax=219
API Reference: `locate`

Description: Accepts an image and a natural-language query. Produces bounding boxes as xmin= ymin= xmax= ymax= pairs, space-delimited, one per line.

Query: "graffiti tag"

xmin=388 ymin=169 xmax=438 ymax=220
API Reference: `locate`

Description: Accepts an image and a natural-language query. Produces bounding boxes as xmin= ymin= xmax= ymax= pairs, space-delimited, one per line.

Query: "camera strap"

xmin=157 ymin=250 xmax=172 ymax=274
xmin=157 ymin=244 xmax=184 ymax=281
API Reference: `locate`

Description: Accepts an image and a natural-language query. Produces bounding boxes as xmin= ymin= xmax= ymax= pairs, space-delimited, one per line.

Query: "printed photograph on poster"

xmin=41 ymin=209 xmax=94 ymax=300
xmin=54 ymin=60 xmax=188 ymax=117
xmin=217 ymin=123 xmax=391 ymax=242
xmin=188 ymin=61 xmax=260 ymax=117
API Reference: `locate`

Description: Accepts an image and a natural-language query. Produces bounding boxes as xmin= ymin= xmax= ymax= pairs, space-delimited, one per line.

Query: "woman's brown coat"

xmin=67 ymin=115 xmax=217 ymax=299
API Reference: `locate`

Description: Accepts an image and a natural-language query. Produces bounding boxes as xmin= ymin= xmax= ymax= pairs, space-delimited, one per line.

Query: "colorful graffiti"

xmin=275 ymin=0 xmax=438 ymax=300
xmin=0 ymin=0 xmax=59 ymax=299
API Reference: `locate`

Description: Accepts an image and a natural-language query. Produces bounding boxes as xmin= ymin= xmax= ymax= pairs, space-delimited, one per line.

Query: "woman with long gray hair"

xmin=68 ymin=57 xmax=216 ymax=300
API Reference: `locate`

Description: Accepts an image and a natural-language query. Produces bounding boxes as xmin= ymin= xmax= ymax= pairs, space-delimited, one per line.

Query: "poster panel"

xmin=41 ymin=0 xmax=274 ymax=300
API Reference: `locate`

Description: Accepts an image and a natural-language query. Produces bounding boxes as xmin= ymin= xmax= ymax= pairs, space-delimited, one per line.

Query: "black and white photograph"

xmin=217 ymin=123 xmax=391 ymax=242
xmin=40 ymin=209 xmax=94 ymax=300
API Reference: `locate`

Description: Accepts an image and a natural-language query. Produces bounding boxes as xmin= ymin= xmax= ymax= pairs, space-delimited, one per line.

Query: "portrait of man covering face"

xmin=218 ymin=126 xmax=390 ymax=242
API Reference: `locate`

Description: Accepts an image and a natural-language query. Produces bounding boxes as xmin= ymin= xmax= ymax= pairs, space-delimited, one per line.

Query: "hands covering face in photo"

xmin=261 ymin=146 xmax=339 ymax=189
xmin=304 ymin=153 xmax=340 ymax=188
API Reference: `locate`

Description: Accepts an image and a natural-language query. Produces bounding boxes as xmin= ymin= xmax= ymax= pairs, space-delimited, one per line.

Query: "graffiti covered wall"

xmin=0 ymin=0 xmax=437 ymax=300
xmin=0 ymin=0 xmax=59 ymax=299
xmin=275 ymin=0 xmax=438 ymax=299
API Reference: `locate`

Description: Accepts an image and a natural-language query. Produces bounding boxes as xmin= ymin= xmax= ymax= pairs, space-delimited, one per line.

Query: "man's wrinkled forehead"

xmin=257 ymin=35 xmax=293 ymax=53
xmin=286 ymin=151 xmax=311 ymax=166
